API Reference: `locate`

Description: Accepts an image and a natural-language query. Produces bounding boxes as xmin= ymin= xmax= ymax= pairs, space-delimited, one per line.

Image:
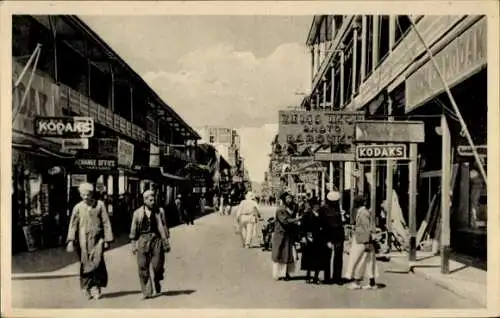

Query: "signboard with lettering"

xmin=356 ymin=144 xmax=408 ymax=161
xmin=62 ymin=138 xmax=89 ymax=150
xmin=80 ymin=97 xmax=90 ymax=116
xmin=98 ymin=138 xmax=117 ymax=158
xmin=75 ymin=158 xmax=117 ymax=171
xmin=34 ymin=117 xmax=94 ymax=138
xmin=355 ymin=121 xmax=425 ymax=143
xmin=314 ymin=152 xmax=355 ymax=162
xmin=118 ymin=138 xmax=134 ymax=168
xmin=457 ymin=145 xmax=487 ymax=157
xmin=119 ymin=117 xmax=128 ymax=134
xmin=278 ymin=110 xmax=364 ymax=147
xmin=12 ymin=61 xmax=62 ymax=136
xmin=114 ymin=114 xmax=121 ymax=131
xmin=406 ymin=18 xmax=486 ymax=112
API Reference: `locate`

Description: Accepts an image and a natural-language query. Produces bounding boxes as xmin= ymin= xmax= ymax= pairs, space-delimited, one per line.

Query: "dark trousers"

xmin=137 ymin=233 xmax=165 ymax=297
xmin=324 ymin=242 xmax=344 ymax=283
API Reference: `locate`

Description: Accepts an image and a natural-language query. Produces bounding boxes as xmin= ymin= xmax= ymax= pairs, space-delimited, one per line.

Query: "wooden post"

xmin=330 ymin=66 xmax=335 ymax=108
xmin=408 ymin=143 xmax=418 ymax=262
xmin=360 ymin=15 xmax=367 ymax=81
xmin=310 ymin=46 xmax=315 ymax=90
xmin=339 ymin=162 xmax=344 ymax=208
xmin=322 ymin=81 xmax=327 ymax=108
xmin=321 ymin=169 xmax=326 ymax=202
xmin=329 ymin=161 xmax=334 ymax=191
xmin=441 ymin=115 xmax=451 ymax=274
xmin=386 ymin=98 xmax=394 ymax=251
xmin=359 ymin=163 xmax=365 ymax=195
xmin=315 ymin=42 xmax=320 ymax=72
xmin=389 ymin=15 xmax=396 ymax=51
xmin=352 ymin=25 xmax=359 ymax=97
xmin=340 ymin=52 xmax=345 ymax=107
xmin=372 ymin=15 xmax=380 ymax=70
xmin=349 ymin=162 xmax=356 ymax=223
xmin=370 ymin=160 xmax=377 ymax=226
xmin=48 ymin=16 xmax=58 ymax=83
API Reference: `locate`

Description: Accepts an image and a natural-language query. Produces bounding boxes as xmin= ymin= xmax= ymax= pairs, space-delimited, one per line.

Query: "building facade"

xmin=303 ymin=15 xmax=487 ymax=263
xmin=12 ymin=15 xmax=201 ymax=253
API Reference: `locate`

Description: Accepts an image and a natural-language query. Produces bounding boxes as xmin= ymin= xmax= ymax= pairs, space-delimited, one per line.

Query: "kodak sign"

xmin=356 ymin=144 xmax=407 ymax=161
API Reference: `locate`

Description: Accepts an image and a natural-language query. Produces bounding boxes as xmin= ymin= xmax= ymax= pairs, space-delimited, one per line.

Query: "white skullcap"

xmin=143 ymin=190 xmax=155 ymax=199
xmin=78 ymin=182 xmax=94 ymax=193
xmin=245 ymin=191 xmax=255 ymax=200
xmin=326 ymin=191 xmax=341 ymax=202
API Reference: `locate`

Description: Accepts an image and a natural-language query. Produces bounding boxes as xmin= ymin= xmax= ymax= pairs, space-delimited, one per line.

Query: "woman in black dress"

xmin=300 ymin=197 xmax=328 ymax=284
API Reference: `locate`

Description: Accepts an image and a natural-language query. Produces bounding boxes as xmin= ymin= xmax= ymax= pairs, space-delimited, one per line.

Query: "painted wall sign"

xmin=278 ymin=110 xmax=364 ymax=147
xmin=406 ymin=18 xmax=487 ymax=112
xmin=149 ymin=143 xmax=160 ymax=167
xmin=356 ymin=144 xmax=408 ymax=161
xmin=34 ymin=117 xmax=94 ymax=138
xmin=12 ymin=61 xmax=62 ymax=136
xmin=75 ymin=158 xmax=117 ymax=171
xmin=355 ymin=121 xmax=425 ymax=143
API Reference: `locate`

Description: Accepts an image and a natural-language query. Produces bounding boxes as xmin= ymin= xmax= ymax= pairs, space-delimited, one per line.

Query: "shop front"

xmin=403 ymin=16 xmax=487 ymax=263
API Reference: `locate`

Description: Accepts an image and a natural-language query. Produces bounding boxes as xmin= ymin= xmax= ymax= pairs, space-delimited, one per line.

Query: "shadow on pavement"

xmin=162 ymin=289 xmax=196 ymax=297
xmin=12 ymin=208 xmax=217 ymax=275
xmin=101 ymin=290 xmax=142 ymax=299
xmin=13 ymin=273 xmax=79 ymax=280
xmin=101 ymin=289 xmax=196 ymax=299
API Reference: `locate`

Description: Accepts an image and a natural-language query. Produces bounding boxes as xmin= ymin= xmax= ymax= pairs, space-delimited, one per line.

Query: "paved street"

xmin=12 ymin=207 xmax=482 ymax=309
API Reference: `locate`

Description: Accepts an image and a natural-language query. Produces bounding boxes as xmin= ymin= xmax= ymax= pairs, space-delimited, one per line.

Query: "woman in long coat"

xmin=271 ymin=192 xmax=301 ymax=280
xmin=66 ymin=182 xmax=114 ymax=300
xmin=300 ymin=197 xmax=328 ymax=284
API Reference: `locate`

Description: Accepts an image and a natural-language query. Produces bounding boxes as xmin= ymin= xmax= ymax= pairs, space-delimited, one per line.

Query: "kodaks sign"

xmin=34 ymin=117 xmax=94 ymax=138
xmin=356 ymin=144 xmax=407 ymax=161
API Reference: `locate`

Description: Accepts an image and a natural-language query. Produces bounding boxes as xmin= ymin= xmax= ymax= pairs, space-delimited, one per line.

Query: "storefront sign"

xmin=98 ymin=138 xmax=117 ymax=157
xmin=314 ymin=152 xmax=355 ymax=162
xmin=97 ymin=104 xmax=107 ymax=125
xmin=406 ymin=18 xmax=487 ymax=112
xmin=106 ymin=109 xmax=114 ymax=128
xmin=114 ymin=114 xmax=121 ymax=131
xmin=457 ymin=145 xmax=487 ymax=157
xmin=355 ymin=121 xmax=425 ymax=143
xmin=12 ymin=61 xmax=62 ymax=136
xmin=356 ymin=144 xmax=408 ymax=161
xmin=75 ymin=158 xmax=117 ymax=171
xmin=118 ymin=138 xmax=134 ymax=168
xmin=34 ymin=117 xmax=94 ymax=138
xmin=89 ymin=100 xmax=98 ymax=119
xmin=278 ymin=110 xmax=364 ymax=147
xmin=71 ymin=174 xmax=87 ymax=187
xmin=62 ymin=138 xmax=89 ymax=150
xmin=119 ymin=117 xmax=128 ymax=134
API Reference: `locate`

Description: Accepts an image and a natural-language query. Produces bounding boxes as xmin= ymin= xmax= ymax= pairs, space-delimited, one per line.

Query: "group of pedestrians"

xmin=269 ymin=190 xmax=381 ymax=290
xmin=66 ymin=182 xmax=171 ymax=300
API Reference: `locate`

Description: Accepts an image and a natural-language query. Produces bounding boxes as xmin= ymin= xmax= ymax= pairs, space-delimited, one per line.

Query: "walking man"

xmin=130 ymin=190 xmax=171 ymax=299
xmin=66 ymin=182 xmax=114 ymax=300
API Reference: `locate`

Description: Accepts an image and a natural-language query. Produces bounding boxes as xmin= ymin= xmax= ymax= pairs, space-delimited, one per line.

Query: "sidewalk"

xmin=383 ymin=251 xmax=487 ymax=306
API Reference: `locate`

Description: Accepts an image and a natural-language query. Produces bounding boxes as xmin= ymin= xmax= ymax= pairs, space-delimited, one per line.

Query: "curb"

xmin=385 ymin=255 xmax=486 ymax=307
xmin=409 ymin=267 xmax=486 ymax=307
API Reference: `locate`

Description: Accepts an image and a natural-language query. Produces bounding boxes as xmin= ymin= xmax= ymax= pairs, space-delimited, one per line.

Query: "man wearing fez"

xmin=66 ymin=182 xmax=114 ymax=300
xmin=130 ymin=190 xmax=171 ymax=299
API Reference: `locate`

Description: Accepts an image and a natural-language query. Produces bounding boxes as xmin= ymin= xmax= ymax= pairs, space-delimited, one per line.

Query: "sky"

xmin=81 ymin=15 xmax=312 ymax=183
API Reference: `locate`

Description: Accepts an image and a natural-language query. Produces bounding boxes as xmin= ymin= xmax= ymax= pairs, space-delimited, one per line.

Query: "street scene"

xmin=6 ymin=7 xmax=492 ymax=313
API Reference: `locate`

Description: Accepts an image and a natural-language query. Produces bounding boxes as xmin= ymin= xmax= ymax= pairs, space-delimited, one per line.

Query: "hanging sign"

xmin=356 ymin=144 xmax=408 ymax=161
xmin=149 ymin=143 xmax=160 ymax=167
xmin=62 ymin=138 xmax=89 ymax=150
xmin=457 ymin=145 xmax=487 ymax=157
xmin=406 ymin=18 xmax=487 ymax=112
xmin=278 ymin=110 xmax=364 ymax=147
xmin=71 ymin=174 xmax=87 ymax=187
xmin=314 ymin=152 xmax=355 ymax=162
xmin=355 ymin=120 xmax=425 ymax=143
xmin=118 ymin=138 xmax=134 ymax=168
xmin=34 ymin=117 xmax=94 ymax=138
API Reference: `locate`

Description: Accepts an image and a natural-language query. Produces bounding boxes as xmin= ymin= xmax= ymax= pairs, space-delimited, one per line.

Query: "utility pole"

xmin=440 ymin=115 xmax=451 ymax=274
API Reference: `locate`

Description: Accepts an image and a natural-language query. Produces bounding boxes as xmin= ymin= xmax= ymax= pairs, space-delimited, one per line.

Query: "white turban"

xmin=245 ymin=191 xmax=255 ymax=200
xmin=143 ymin=190 xmax=155 ymax=199
xmin=78 ymin=182 xmax=94 ymax=194
xmin=326 ymin=191 xmax=341 ymax=202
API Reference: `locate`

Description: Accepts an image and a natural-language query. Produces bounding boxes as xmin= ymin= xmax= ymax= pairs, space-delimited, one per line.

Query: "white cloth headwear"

xmin=245 ymin=191 xmax=255 ymax=200
xmin=78 ymin=182 xmax=94 ymax=194
xmin=326 ymin=191 xmax=341 ymax=202
xmin=143 ymin=190 xmax=155 ymax=199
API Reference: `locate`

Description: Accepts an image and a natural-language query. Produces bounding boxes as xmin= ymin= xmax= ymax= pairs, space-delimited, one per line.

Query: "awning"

xmin=12 ymin=143 xmax=75 ymax=160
